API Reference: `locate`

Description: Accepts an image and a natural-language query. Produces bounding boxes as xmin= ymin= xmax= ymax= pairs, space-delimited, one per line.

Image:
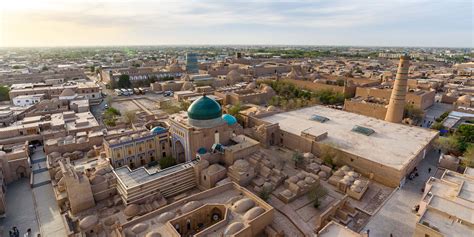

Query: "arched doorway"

xmin=175 ymin=140 xmax=185 ymax=163
xmin=16 ymin=166 xmax=27 ymax=179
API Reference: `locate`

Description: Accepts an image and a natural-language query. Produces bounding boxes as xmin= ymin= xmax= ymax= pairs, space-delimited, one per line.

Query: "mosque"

xmin=169 ymin=95 xmax=243 ymax=163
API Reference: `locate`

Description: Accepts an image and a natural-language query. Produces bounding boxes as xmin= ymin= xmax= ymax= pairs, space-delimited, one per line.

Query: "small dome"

xmin=77 ymin=137 xmax=86 ymax=143
xmin=109 ymin=139 xmax=118 ymax=144
xmin=233 ymin=159 xmax=250 ymax=173
xmin=341 ymin=166 xmax=351 ymax=171
xmin=120 ymin=137 xmax=130 ymax=142
xmin=145 ymin=231 xmax=162 ymax=237
xmin=243 ymin=207 xmax=265 ymax=221
xmin=227 ymin=70 xmax=242 ymax=82
xmin=49 ymin=152 xmax=60 ymax=158
xmin=232 ymin=198 xmax=255 ymax=213
xmin=303 ymin=152 xmax=314 ymax=159
xmin=457 ymin=95 xmax=471 ymax=104
xmin=157 ymin=211 xmax=175 ymax=223
xmin=266 ymin=106 xmax=277 ymax=112
xmin=187 ymin=95 xmax=222 ymax=120
xmin=297 ymin=180 xmax=306 ymax=187
xmin=222 ymin=114 xmax=237 ymax=125
xmin=262 ymin=85 xmax=275 ymax=94
xmin=304 ymin=176 xmax=315 ymax=184
xmin=309 ymin=163 xmax=320 ymax=170
xmin=343 ymin=175 xmax=355 ymax=182
xmin=131 ymin=223 xmax=149 ymax=234
xmin=246 ymin=82 xmax=257 ymax=89
xmin=103 ymin=216 xmax=117 ymax=226
xmin=124 ymin=204 xmax=140 ymax=217
xmin=63 ymin=152 xmax=72 ymax=157
xmin=262 ymin=182 xmax=273 ymax=191
xmin=318 ymin=171 xmax=328 ymax=178
xmin=60 ymin=88 xmax=76 ymax=97
xmin=297 ymin=172 xmax=306 ymax=179
xmin=334 ymin=170 xmax=344 ymax=177
xmin=182 ymin=81 xmax=194 ymax=91
xmin=90 ymin=175 xmax=105 ymax=185
xmin=65 ymin=135 xmax=74 ymax=141
xmin=151 ymin=126 xmax=166 ymax=134
xmin=281 ymin=189 xmax=293 ymax=197
xmin=206 ymin=164 xmax=223 ymax=174
xmin=131 ymin=134 xmax=139 ymax=139
xmin=288 ymin=176 xmax=299 ymax=183
xmin=79 ymin=215 xmax=98 ymax=230
xmin=181 ymin=201 xmax=202 ymax=213
xmin=353 ymin=180 xmax=362 ymax=186
xmin=224 ymin=222 xmax=245 ymax=236
xmin=87 ymin=149 xmax=97 ymax=158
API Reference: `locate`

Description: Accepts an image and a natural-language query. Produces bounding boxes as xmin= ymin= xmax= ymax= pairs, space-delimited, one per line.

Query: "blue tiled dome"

xmin=187 ymin=95 xmax=222 ymax=120
xmin=150 ymin=126 xmax=166 ymax=134
xmin=222 ymin=114 xmax=237 ymax=125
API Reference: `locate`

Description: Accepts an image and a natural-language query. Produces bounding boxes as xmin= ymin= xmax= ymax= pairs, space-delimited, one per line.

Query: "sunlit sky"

xmin=0 ymin=0 xmax=472 ymax=47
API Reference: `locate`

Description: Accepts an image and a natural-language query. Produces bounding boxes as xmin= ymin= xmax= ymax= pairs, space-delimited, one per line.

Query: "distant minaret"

xmin=385 ymin=55 xmax=410 ymax=123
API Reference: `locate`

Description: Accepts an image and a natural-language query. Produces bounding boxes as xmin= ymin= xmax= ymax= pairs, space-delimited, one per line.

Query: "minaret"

xmin=385 ymin=55 xmax=410 ymax=123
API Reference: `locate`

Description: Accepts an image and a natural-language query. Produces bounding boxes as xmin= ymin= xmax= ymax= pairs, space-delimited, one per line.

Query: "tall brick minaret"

xmin=385 ymin=55 xmax=410 ymax=123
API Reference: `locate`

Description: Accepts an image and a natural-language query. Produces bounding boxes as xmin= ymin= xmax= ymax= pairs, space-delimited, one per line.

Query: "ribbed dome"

xmin=60 ymin=88 xmax=76 ymax=97
xmin=187 ymin=95 xmax=222 ymax=120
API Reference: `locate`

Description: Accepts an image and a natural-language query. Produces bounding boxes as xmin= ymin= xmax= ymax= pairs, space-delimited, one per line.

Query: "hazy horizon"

xmin=1 ymin=0 xmax=473 ymax=48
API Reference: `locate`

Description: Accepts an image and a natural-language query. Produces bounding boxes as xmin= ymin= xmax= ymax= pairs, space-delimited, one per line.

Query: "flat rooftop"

xmin=114 ymin=160 xmax=199 ymax=188
xmin=261 ymin=105 xmax=438 ymax=170
xmin=318 ymin=221 xmax=361 ymax=237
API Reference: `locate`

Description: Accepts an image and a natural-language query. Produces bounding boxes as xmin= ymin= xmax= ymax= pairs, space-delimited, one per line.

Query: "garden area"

xmin=258 ymin=80 xmax=346 ymax=110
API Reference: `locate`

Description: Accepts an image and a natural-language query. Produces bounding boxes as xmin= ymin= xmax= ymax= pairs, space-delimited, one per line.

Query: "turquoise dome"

xmin=151 ymin=126 xmax=166 ymax=134
xmin=222 ymin=114 xmax=237 ymax=125
xmin=187 ymin=95 xmax=222 ymax=120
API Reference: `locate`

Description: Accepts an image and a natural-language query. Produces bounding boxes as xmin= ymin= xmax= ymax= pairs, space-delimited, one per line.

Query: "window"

xmin=351 ymin=125 xmax=375 ymax=136
xmin=162 ymin=152 xmax=166 ymax=157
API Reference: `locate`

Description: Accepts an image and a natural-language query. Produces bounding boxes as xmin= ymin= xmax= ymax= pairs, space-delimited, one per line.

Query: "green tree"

xmin=0 ymin=86 xmax=10 ymax=101
xmin=404 ymin=104 xmax=424 ymax=124
xmin=117 ymin=74 xmax=131 ymax=88
xmin=41 ymin=66 xmax=48 ymax=71
xmin=180 ymin=101 xmax=191 ymax=111
xmin=436 ymin=136 xmax=462 ymax=156
xmin=90 ymin=66 xmax=95 ymax=72
xmin=259 ymin=187 xmax=271 ymax=201
xmin=228 ymin=102 xmax=242 ymax=116
xmin=307 ymin=184 xmax=328 ymax=209
xmin=457 ymin=124 xmax=474 ymax=143
xmin=292 ymin=151 xmax=303 ymax=168
xmin=461 ymin=145 xmax=474 ymax=168
xmin=124 ymin=111 xmax=137 ymax=125
xmin=159 ymin=156 xmax=177 ymax=169
xmin=431 ymin=122 xmax=446 ymax=131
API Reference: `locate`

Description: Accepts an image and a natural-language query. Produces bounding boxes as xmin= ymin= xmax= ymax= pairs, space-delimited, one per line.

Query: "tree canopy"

xmin=0 ymin=86 xmax=9 ymax=101
xmin=117 ymin=74 xmax=132 ymax=88
xmin=159 ymin=156 xmax=177 ymax=169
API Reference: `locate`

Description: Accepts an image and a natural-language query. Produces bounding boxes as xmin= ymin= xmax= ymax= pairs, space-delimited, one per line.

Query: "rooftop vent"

xmin=310 ymin=115 xmax=329 ymax=123
xmin=351 ymin=125 xmax=375 ymax=136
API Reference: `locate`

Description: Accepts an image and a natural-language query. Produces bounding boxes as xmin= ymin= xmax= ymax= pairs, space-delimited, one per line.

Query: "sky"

xmin=0 ymin=0 xmax=472 ymax=47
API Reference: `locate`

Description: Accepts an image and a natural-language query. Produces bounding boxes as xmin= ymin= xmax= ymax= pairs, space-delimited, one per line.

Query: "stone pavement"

xmin=30 ymin=147 xmax=67 ymax=237
xmin=0 ymin=179 xmax=40 ymax=237
xmin=361 ymin=149 xmax=439 ymax=237
xmin=0 ymin=147 xmax=67 ymax=237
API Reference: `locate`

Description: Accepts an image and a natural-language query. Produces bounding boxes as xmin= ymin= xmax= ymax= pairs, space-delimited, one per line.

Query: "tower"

xmin=385 ymin=55 xmax=410 ymax=123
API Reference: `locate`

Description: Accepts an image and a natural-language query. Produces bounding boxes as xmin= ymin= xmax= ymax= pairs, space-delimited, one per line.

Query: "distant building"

xmin=185 ymin=52 xmax=199 ymax=74
xmin=12 ymin=94 xmax=44 ymax=107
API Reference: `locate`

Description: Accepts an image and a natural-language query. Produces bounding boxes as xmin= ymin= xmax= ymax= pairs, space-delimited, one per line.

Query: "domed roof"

xmin=227 ymin=70 xmax=242 ymax=82
xmin=457 ymin=95 xmax=471 ymax=104
xmin=124 ymin=204 xmax=140 ymax=217
xmin=60 ymin=88 xmax=76 ymax=97
xmin=157 ymin=211 xmax=176 ymax=223
xmin=131 ymin=223 xmax=149 ymax=234
xmin=232 ymin=198 xmax=255 ymax=213
xmin=145 ymin=231 xmax=162 ymax=237
xmin=262 ymin=85 xmax=275 ymax=94
xmin=151 ymin=126 xmax=166 ymax=134
xmin=90 ymin=175 xmax=105 ymax=185
xmin=182 ymin=81 xmax=194 ymax=91
xmin=224 ymin=222 xmax=245 ymax=236
xmin=187 ymin=95 xmax=222 ymax=120
xmin=243 ymin=207 xmax=265 ymax=221
xmin=232 ymin=159 xmax=250 ymax=173
xmin=181 ymin=201 xmax=203 ymax=213
xmin=222 ymin=114 xmax=237 ymax=125
xmin=246 ymin=82 xmax=257 ymax=90
xmin=79 ymin=215 xmax=98 ymax=230
xmin=207 ymin=164 xmax=224 ymax=174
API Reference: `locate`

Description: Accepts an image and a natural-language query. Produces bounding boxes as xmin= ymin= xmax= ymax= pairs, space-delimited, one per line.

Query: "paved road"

xmin=362 ymin=149 xmax=439 ymax=237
